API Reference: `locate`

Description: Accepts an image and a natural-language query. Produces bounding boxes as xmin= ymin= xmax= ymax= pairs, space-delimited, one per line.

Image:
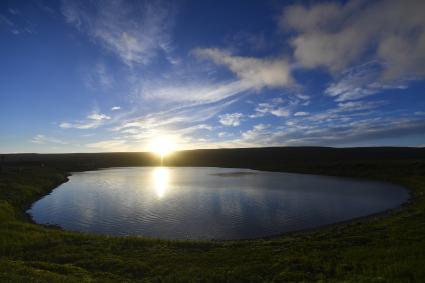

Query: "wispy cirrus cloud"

xmin=60 ymin=112 xmax=111 ymax=129
xmin=31 ymin=134 xmax=67 ymax=145
xmin=0 ymin=8 xmax=35 ymax=35
xmin=233 ymin=114 xmax=425 ymax=148
xmin=325 ymin=62 xmax=408 ymax=102
xmin=83 ymin=61 xmax=114 ymax=91
xmin=141 ymin=79 xmax=250 ymax=105
xmin=120 ymin=99 xmax=237 ymax=131
xmin=61 ymin=0 xmax=175 ymax=66
xmin=97 ymin=99 xmax=238 ymax=150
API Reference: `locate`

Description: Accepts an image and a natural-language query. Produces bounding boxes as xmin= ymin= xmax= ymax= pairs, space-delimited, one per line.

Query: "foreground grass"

xmin=0 ymin=161 xmax=424 ymax=282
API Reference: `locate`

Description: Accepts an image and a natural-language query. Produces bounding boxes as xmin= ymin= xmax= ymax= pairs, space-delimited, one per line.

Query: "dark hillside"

xmin=2 ymin=147 xmax=424 ymax=174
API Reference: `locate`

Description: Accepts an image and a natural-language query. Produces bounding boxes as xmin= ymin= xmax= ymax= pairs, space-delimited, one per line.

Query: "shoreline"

xmin=24 ymin=165 xmax=413 ymax=242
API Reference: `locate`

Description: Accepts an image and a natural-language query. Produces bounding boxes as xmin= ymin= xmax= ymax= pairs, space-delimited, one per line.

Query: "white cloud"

xmin=59 ymin=121 xmax=99 ymax=130
xmin=337 ymin=101 xmax=386 ymax=112
xmin=294 ymin=111 xmax=309 ymax=116
xmin=118 ymin=115 xmax=186 ymax=132
xmin=31 ymin=135 xmax=67 ymax=145
xmin=88 ymin=113 xmax=111 ymax=121
xmin=296 ymin=94 xmax=310 ymax=101
xmin=229 ymin=110 xmax=425 ymax=148
xmin=111 ymin=106 xmax=121 ymax=111
xmin=282 ymin=0 xmax=425 ymax=80
xmin=270 ymin=107 xmax=290 ymax=117
xmin=253 ymin=101 xmax=290 ymax=118
xmin=60 ymin=112 xmax=111 ymax=129
xmin=218 ymin=132 xmax=230 ymax=138
xmin=193 ymin=48 xmax=293 ymax=89
xmin=143 ymin=80 xmax=250 ymax=105
xmin=61 ymin=0 xmax=174 ymax=66
xmin=113 ymin=99 xmax=238 ymax=145
xmin=219 ymin=113 xmax=244 ymax=126
xmin=325 ymin=62 xmax=408 ymax=101
xmin=242 ymin=124 xmax=270 ymax=141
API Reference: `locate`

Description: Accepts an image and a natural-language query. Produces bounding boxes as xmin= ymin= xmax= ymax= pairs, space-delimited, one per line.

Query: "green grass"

xmin=0 ymin=160 xmax=424 ymax=282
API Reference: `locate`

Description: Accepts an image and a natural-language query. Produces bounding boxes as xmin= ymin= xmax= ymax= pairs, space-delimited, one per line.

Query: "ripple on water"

xmin=28 ymin=167 xmax=409 ymax=240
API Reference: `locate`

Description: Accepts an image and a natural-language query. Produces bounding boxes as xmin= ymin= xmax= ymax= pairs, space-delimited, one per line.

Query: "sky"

xmin=0 ymin=0 xmax=425 ymax=153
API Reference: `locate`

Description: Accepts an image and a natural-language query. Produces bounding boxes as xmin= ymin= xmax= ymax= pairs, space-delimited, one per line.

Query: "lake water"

xmin=28 ymin=167 xmax=409 ymax=240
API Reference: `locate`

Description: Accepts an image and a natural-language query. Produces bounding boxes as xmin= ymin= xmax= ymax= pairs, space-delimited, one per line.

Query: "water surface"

xmin=28 ymin=167 xmax=408 ymax=240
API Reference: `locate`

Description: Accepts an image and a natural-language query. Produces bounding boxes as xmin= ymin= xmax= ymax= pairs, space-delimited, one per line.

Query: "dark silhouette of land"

xmin=3 ymin=146 xmax=424 ymax=173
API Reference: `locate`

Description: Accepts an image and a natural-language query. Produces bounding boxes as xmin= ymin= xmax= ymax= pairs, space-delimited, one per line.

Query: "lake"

xmin=28 ymin=167 xmax=409 ymax=240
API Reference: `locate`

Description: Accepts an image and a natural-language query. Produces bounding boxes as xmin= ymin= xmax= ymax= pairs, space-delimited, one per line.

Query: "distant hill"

xmin=2 ymin=147 xmax=424 ymax=173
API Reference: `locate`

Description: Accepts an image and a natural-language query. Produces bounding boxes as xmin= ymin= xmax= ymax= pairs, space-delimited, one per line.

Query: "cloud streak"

xmin=31 ymin=135 xmax=67 ymax=145
xmin=325 ymin=61 xmax=408 ymax=102
xmin=61 ymin=0 xmax=174 ymax=66
xmin=60 ymin=112 xmax=112 ymax=129
xmin=194 ymin=48 xmax=294 ymax=89
xmin=142 ymin=79 xmax=250 ymax=105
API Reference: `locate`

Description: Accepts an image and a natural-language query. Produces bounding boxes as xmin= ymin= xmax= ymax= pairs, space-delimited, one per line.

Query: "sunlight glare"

xmin=149 ymin=137 xmax=176 ymax=160
xmin=152 ymin=167 xmax=170 ymax=198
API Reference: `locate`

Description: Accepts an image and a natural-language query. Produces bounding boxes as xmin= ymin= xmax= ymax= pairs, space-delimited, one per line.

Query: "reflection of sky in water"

xmin=28 ymin=167 xmax=409 ymax=240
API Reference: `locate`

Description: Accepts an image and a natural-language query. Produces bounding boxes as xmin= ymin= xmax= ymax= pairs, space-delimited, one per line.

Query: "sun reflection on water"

xmin=152 ymin=167 xmax=170 ymax=198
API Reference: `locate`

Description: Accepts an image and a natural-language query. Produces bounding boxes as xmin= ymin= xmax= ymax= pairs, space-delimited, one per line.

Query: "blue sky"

xmin=1 ymin=0 xmax=424 ymax=153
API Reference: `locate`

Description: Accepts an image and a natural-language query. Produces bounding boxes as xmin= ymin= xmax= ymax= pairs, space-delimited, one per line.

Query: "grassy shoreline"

xmin=1 ymin=150 xmax=425 ymax=282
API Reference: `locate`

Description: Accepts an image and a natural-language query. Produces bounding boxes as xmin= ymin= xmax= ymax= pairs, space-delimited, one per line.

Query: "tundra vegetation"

xmin=0 ymin=147 xmax=424 ymax=282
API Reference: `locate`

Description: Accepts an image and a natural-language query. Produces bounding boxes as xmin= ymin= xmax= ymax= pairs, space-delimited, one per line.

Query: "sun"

xmin=149 ymin=136 xmax=176 ymax=160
